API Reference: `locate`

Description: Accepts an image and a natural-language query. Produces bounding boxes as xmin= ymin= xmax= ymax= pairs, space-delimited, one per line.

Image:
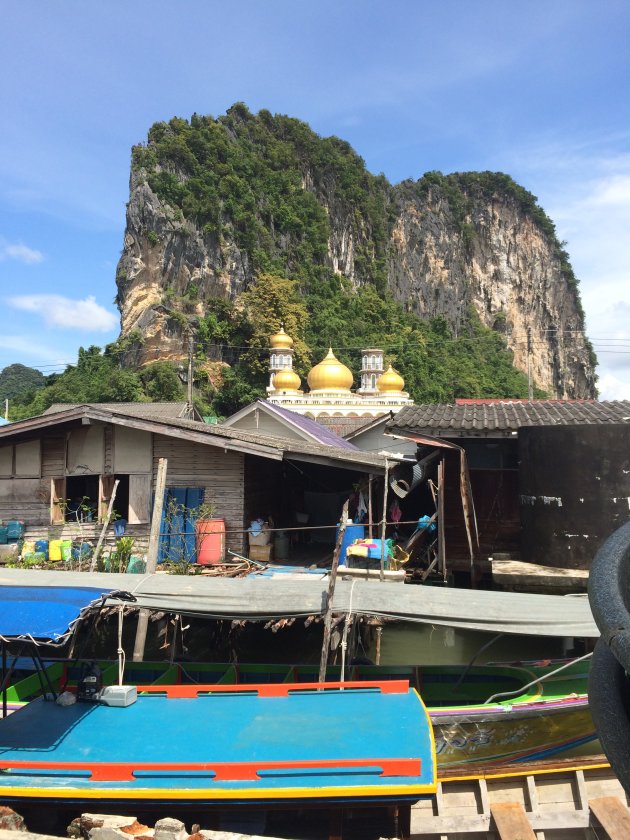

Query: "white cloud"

xmin=7 ymin=294 xmax=118 ymax=332
xmin=0 ymin=239 xmax=44 ymax=264
xmin=505 ymin=137 xmax=630 ymax=399
xmin=596 ymin=372 xmax=630 ymax=401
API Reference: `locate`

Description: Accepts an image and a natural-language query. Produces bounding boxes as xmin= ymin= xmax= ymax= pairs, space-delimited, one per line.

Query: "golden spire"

xmin=307 ymin=348 xmax=353 ymax=392
xmin=272 ymin=368 xmax=302 ymax=392
xmin=269 ymin=326 xmax=294 ymax=350
xmin=377 ymin=364 xmax=405 ymax=393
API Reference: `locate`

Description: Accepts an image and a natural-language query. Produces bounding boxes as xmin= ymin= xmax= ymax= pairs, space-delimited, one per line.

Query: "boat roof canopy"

xmin=0 ymin=571 xmax=598 ymax=638
xmin=0 ymin=584 xmax=112 ymax=646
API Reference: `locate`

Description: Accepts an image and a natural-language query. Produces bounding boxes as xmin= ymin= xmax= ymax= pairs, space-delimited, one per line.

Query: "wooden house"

xmin=0 ymin=402 xmax=386 ymax=562
xmin=386 ymin=399 xmax=630 ymax=573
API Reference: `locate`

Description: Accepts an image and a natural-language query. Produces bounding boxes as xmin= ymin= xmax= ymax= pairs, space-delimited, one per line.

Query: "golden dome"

xmin=377 ymin=365 xmax=405 ymax=393
xmin=269 ymin=327 xmax=293 ymax=350
xmin=272 ymin=368 xmax=301 ymax=392
xmin=307 ymin=349 xmax=353 ymax=392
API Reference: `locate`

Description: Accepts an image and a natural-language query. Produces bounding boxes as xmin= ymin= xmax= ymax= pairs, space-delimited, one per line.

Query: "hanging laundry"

xmin=356 ymin=490 xmax=368 ymax=521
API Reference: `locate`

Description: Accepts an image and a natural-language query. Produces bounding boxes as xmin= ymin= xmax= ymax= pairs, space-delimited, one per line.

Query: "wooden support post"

xmin=380 ymin=460 xmax=389 ymax=582
xmin=328 ymin=808 xmax=343 ymax=840
xmin=89 ymin=479 xmax=120 ymax=572
xmin=1 ymin=642 xmax=6 ymax=719
xmin=397 ymin=803 xmax=411 ymax=840
xmin=319 ymin=500 xmax=349 ymax=683
xmin=133 ymin=458 xmax=168 ymax=663
xmin=437 ymin=459 xmax=446 ymax=581
xmin=368 ymin=474 xmax=373 ymax=538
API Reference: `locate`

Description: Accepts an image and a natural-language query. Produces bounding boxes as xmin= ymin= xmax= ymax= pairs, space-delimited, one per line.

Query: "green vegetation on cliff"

xmin=6 ymin=274 xmax=539 ymax=421
xmin=7 ymin=107 xmax=590 ymax=418
xmin=135 ymin=103 xmax=393 ymax=291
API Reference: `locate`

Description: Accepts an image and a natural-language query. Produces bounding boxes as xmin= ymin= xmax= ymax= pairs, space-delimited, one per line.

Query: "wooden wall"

xmin=153 ymin=434 xmax=246 ymax=554
xmin=2 ymin=427 xmax=248 ymax=557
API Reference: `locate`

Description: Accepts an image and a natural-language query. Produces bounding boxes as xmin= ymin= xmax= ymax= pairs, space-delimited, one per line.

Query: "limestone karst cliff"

xmin=115 ymin=105 xmax=596 ymax=399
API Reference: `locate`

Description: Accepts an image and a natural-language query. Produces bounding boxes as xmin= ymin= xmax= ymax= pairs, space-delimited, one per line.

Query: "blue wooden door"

xmin=158 ymin=487 xmax=204 ymax=564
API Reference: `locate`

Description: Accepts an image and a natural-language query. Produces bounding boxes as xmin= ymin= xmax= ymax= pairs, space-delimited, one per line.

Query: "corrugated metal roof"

xmin=387 ymin=400 xmax=630 ymax=437
xmin=2 ymin=404 xmax=387 ymax=472
xmin=44 ymin=402 xmax=196 ymax=420
xmin=257 ymin=401 xmax=359 ymax=449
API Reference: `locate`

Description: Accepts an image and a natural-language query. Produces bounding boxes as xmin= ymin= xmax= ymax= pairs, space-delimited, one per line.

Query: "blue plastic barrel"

xmin=34 ymin=539 xmax=49 ymax=559
xmin=7 ymin=520 xmax=24 ymax=541
xmin=336 ymin=523 xmax=365 ymax=563
xmin=71 ymin=542 xmax=92 ymax=561
xmin=0 ymin=526 xmax=8 ymax=545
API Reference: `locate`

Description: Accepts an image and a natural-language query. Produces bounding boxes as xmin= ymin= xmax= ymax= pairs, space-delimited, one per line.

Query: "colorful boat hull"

xmin=2 ymin=659 xmax=596 ymax=768
xmin=0 ymin=680 xmax=436 ymax=808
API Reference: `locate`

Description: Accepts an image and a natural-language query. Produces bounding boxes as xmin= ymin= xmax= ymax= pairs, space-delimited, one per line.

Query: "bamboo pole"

xmin=368 ymin=474 xmax=373 ymax=538
xmin=133 ymin=458 xmax=168 ymax=662
xmin=380 ymin=460 xmax=389 ymax=582
xmin=318 ymin=500 xmax=349 ymax=684
xmin=438 ymin=458 xmax=446 ymax=581
xmin=89 ymin=479 xmax=120 ymax=572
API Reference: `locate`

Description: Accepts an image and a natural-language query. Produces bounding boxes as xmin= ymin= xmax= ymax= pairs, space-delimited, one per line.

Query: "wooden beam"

xmin=89 ymin=478 xmax=119 ymax=572
xmin=132 ymin=458 xmax=168 ymax=663
xmin=318 ymin=500 xmax=349 ymax=683
xmin=380 ymin=460 xmax=389 ymax=581
xmin=589 ymin=796 xmax=630 ymax=839
xmin=490 ymin=802 xmax=536 ymax=840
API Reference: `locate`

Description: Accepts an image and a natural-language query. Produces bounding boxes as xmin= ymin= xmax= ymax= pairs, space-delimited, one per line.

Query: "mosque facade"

xmin=265 ymin=328 xmax=413 ymax=419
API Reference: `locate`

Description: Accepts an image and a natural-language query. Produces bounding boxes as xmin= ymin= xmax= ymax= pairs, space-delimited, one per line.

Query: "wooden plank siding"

xmin=0 ymin=433 xmax=64 ymax=526
xmin=153 ymin=434 xmax=246 ymax=555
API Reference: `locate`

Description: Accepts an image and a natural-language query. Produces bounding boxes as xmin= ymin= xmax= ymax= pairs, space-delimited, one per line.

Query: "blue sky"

xmin=2 ymin=0 xmax=629 ymax=398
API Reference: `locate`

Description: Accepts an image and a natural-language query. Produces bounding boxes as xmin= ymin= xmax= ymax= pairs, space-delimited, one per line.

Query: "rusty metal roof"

xmin=43 ymin=402 xmax=198 ymax=420
xmin=386 ymin=400 xmax=630 ymax=437
xmin=3 ymin=404 xmax=387 ymax=473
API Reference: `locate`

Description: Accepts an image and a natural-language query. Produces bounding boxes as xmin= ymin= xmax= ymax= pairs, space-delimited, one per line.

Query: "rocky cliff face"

xmin=387 ymin=182 xmax=594 ymax=398
xmin=115 ymin=109 xmax=596 ymax=399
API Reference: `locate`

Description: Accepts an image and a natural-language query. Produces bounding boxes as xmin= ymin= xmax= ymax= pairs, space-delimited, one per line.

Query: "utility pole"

xmin=187 ymin=329 xmax=194 ymax=416
xmin=527 ymin=326 xmax=534 ymax=402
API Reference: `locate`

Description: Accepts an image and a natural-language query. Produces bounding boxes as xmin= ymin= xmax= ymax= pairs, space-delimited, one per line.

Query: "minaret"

xmin=358 ymin=348 xmax=384 ymax=396
xmin=267 ymin=326 xmax=300 ymax=395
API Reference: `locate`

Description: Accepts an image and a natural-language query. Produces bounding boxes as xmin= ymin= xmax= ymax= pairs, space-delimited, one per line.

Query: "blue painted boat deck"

xmin=0 ymin=683 xmax=436 ymax=806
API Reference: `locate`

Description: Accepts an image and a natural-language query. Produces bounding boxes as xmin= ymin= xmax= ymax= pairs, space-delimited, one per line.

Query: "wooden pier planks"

xmin=589 ymin=796 xmax=630 ymax=839
xmin=490 ymin=802 xmax=536 ymax=840
xmin=410 ymin=756 xmax=630 ymax=838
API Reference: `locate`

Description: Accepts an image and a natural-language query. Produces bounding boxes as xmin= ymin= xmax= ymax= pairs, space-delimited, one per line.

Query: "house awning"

xmin=0 ymin=570 xmax=598 ymax=638
xmin=0 ymin=584 xmax=112 ymax=646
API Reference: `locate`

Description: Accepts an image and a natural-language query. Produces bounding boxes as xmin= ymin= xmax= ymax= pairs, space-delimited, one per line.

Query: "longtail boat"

xmin=3 ymin=656 xmax=595 ymax=768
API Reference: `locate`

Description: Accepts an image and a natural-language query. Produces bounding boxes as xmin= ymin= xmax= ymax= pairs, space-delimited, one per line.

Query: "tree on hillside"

xmin=239 ymin=274 xmax=310 ymax=380
xmin=0 ymin=364 xmax=45 ymax=403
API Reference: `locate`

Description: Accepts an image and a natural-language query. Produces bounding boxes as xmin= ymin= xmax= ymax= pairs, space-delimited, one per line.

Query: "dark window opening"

xmin=113 ymin=474 xmax=130 ymax=521
xmin=65 ymin=475 xmax=99 ymax=523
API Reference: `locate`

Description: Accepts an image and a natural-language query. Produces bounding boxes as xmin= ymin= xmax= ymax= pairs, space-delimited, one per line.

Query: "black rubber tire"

xmin=589 ymin=637 xmax=630 ymax=795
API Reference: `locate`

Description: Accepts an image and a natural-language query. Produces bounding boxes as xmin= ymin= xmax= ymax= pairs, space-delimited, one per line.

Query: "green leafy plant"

xmin=107 ymin=536 xmax=135 ymax=573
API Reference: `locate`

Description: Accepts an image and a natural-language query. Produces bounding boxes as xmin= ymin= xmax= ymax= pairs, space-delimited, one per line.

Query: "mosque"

xmin=265 ymin=327 xmax=413 ymax=419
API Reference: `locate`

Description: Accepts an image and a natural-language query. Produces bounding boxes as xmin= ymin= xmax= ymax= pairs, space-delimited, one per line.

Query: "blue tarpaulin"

xmin=0 ymin=585 xmax=112 ymax=645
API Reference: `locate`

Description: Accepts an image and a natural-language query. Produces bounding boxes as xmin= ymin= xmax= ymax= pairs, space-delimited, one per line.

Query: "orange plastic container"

xmin=196 ymin=519 xmax=226 ymax=565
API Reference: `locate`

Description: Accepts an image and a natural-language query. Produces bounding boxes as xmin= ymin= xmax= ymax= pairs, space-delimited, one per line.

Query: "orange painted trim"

xmin=135 ymin=680 xmax=410 ymax=698
xmin=0 ymin=756 xmax=421 ymax=783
